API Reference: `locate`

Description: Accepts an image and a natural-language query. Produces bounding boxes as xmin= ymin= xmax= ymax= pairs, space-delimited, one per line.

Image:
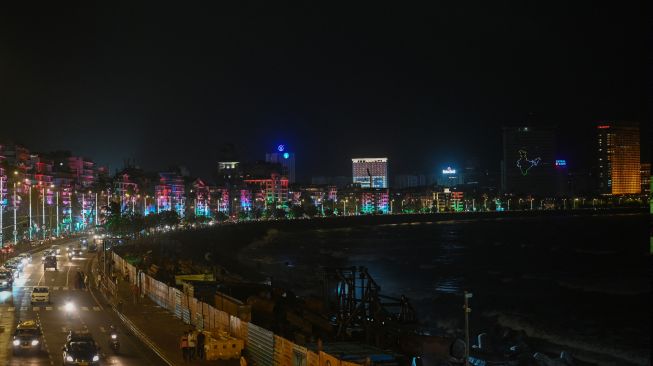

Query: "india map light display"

xmin=516 ymin=149 xmax=541 ymax=176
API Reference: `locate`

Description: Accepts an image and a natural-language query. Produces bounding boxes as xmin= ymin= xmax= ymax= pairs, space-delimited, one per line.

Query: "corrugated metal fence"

xmin=111 ymin=252 xmax=364 ymax=365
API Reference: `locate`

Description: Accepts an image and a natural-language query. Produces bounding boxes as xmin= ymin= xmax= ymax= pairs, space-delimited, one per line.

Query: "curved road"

xmin=0 ymin=237 xmax=167 ymax=366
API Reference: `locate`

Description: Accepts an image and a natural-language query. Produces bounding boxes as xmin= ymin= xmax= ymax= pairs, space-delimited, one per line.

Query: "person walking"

xmin=188 ymin=329 xmax=197 ymax=360
xmin=196 ymin=330 xmax=205 ymax=360
xmin=180 ymin=332 xmax=189 ymax=361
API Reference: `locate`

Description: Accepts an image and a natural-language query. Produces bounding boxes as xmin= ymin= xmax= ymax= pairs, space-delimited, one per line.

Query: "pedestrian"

xmin=197 ymin=330 xmax=205 ymax=360
xmin=188 ymin=329 xmax=197 ymax=360
xmin=180 ymin=332 xmax=189 ymax=361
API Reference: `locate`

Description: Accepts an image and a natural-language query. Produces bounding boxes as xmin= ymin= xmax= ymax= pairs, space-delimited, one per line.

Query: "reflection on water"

xmin=245 ymin=214 xmax=650 ymax=364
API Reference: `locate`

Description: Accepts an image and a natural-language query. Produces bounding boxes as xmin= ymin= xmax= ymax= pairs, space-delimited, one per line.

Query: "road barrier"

xmin=112 ymin=252 xmax=365 ymax=365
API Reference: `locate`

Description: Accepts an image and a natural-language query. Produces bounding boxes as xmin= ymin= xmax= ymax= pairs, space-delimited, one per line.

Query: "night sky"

xmin=0 ymin=2 xmax=649 ymax=181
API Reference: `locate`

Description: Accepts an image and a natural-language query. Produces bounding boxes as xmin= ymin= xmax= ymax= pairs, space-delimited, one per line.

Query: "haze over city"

xmin=1 ymin=2 xmax=649 ymax=179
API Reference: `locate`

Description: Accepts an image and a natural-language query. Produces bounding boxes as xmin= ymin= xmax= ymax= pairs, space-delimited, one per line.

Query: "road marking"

xmin=46 ymin=306 xmax=53 ymax=311
xmin=93 ymin=306 xmax=101 ymax=311
xmin=63 ymin=287 xmax=69 ymax=291
xmin=100 ymin=326 xmax=105 ymax=333
xmin=65 ymin=264 xmax=71 ymax=288
xmin=7 ymin=307 xmax=15 ymax=311
xmin=34 ymin=307 xmax=40 ymax=311
xmin=81 ymin=306 xmax=89 ymax=311
xmin=20 ymin=306 xmax=27 ymax=311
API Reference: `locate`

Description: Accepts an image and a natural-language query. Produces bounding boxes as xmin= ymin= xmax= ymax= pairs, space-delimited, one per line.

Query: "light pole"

xmin=343 ymin=199 xmax=347 ymax=216
xmin=28 ymin=181 xmax=32 ymax=241
xmin=69 ymin=190 xmax=73 ymax=233
xmin=82 ymin=193 xmax=86 ymax=230
xmin=144 ymin=195 xmax=147 ymax=216
xmin=463 ymin=292 xmax=473 ymax=366
xmin=13 ymin=181 xmax=18 ymax=244
xmin=95 ymin=192 xmax=99 ymax=226
xmin=0 ymin=173 xmax=4 ymax=248
xmin=42 ymin=187 xmax=46 ymax=240
xmin=56 ymin=191 xmax=59 ymax=237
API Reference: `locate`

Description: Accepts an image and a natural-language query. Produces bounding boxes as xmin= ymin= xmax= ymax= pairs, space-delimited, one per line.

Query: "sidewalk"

xmin=114 ymin=278 xmax=241 ymax=366
xmin=93 ymin=263 xmax=240 ymax=366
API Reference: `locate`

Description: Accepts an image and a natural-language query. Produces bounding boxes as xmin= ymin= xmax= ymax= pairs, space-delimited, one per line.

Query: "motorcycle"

xmin=109 ymin=326 xmax=120 ymax=352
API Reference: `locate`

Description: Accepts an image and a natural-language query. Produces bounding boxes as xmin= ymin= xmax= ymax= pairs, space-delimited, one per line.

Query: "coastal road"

xmin=0 ymin=237 xmax=167 ymax=366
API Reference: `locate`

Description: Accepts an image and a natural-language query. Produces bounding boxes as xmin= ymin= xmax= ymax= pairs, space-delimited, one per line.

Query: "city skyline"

xmin=0 ymin=3 xmax=649 ymax=179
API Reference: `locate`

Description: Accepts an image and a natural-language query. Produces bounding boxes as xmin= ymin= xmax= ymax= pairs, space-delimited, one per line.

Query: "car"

xmin=87 ymin=243 xmax=98 ymax=252
xmin=51 ymin=245 xmax=61 ymax=254
xmin=3 ymin=261 xmax=21 ymax=277
xmin=68 ymin=248 xmax=84 ymax=259
xmin=43 ymin=255 xmax=57 ymax=271
xmin=0 ymin=269 xmax=13 ymax=290
xmin=17 ymin=253 xmax=32 ymax=265
xmin=62 ymin=330 xmax=101 ymax=365
xmin=30 ymin=286 xmax=50 ymax=304
xmin=12 ymin=320 xmax=44 ymax=355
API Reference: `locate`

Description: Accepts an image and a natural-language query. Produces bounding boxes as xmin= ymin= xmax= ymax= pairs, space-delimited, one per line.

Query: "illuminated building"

xmin=501 ymin=126 xmax=556 ymax=195
xmin=67 ymin=157 xmax=96 ymax=188
xmin=216 ymin=162 xmax=241 ymax=187
xmin=596 ymin=122 xmax=641 ymax=195
xmin=266 ymin=144 xmax=296 ymax=183
xmin=244 ymin=173 xmax=289 ymax=209
xmin=114 ymin=174 xmax=139 ymax=213
xmin=155 ymin=172 xmax=186 ymax=217
xmin=191 ymin=179 xmax=211 ymax=218
xmin=352 ymin=158 xmax=388 ymax=188
xmin=360 ymin=188 xmax=389 ymax=214
xmin=437 ymin=166 xmax=463 ymax=187
xmin=641 ymin=163 xmax=650 ymax=196
xmin=209 ymin=187 xmax=230 ymax=213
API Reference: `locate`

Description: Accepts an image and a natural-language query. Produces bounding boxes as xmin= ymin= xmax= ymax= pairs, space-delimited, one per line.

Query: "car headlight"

xmin=12 ymin=339 xmax=20 ymax=346
xmin=65 ymin=302 xmax=75 ymax=312
xmin=1 ymin=281 xmax=7 ymax=285
xmin=66 ymin=355 xmax=74 ymax=361
xmin=111 ymin=333 xmax=117 ymax=339
xmin=31 ymin=339 xmax=39 ymax=346
xmin=93 ymin=355 xmax=100 ymax=361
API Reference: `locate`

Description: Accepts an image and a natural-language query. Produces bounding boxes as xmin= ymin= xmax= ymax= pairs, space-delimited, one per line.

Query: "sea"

xmin=239 ymin=212 xmax=650 ymax=366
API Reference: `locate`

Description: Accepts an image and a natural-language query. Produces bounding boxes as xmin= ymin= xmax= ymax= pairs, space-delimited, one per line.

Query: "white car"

xmin=30 ymin=286 xmax=50 ymax=304
xmin=51 ymin=245 xmax=61 ymax=254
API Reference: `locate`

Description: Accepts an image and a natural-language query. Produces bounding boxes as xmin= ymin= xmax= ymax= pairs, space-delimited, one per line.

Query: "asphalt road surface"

xmin=0 ymin=237 xmax=167 ymax=366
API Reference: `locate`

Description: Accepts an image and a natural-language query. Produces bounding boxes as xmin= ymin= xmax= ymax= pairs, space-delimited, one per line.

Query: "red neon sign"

xmin=597 ymin=125 xmax=610 ymax=129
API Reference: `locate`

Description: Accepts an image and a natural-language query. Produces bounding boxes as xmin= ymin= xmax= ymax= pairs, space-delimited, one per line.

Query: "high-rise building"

xmin=501 ymin=126 xmax=556 ymax=196
xmin=265 ymin=144 xmax=295 ymax=183
xmin=437 ymin=166 xmax=464 ymax=187
xmin=596 ymin=122 xmax=641 ymax=195
xmin=352 ymin=158 xmax=388 ymax=188
xmin=640 ymin=163 xmax=650 ymax=196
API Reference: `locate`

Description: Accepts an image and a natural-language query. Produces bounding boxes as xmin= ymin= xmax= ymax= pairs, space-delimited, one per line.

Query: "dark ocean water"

xmin=240 ymin=213 xmax=650 ymax=365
